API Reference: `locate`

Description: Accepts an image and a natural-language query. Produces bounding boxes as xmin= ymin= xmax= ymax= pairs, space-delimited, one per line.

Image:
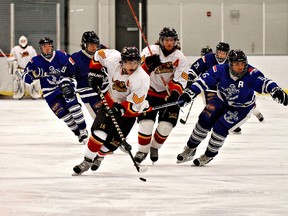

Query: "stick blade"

xmin=180 ymin=119 xmax=186 ymax=124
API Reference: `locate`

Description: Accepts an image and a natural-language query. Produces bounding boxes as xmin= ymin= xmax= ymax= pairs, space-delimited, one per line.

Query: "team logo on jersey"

xmin=224 ymin=111 xmax=239 ymax=124
xmin=221 ymin=84 xmax=239 ymax=100
xmin=155 ymin=61 xmax=175 ymax=74
xmin=98 ymin=49 xmax=106 ymax=59
xmin=21 ymin=51 xmax=29 ymax=58
xmin=181 ymin=71 xmax=189 ymax=80
xmin=112 ymin=78 xmax=127 ymax=92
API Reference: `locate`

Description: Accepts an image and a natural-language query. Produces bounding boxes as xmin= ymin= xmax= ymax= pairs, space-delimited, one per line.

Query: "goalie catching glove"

xmin=178 ymin=88 xmax=197 ymax=107
xmin=270 ymin=87 xmax=288 ymax=106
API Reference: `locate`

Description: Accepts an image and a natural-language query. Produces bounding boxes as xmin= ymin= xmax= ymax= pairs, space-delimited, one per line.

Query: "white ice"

xmin=0 ymin=96 xmax=287 ymax=216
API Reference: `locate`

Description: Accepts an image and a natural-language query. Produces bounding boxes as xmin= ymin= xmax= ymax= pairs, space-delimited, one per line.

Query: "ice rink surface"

xmin=0 ymin=96 xmax=287 ymax=216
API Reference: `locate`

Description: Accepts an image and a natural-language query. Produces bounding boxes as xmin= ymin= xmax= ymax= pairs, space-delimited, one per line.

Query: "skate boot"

xmin=193 ymin=154 xmax=213 ymax=166
xmin=78 ymin=129 xmax=88 ymax=144
xmin=233 ymin=127 xmax=241 ymax=133
xmin=255 ymin=112 xmax=264 ymax=122
xmin=150 ymin=147 xmax=158 ymax=164
xmin=134 ymin=151 xmax=148 ymax=165
xmin=73 ymin=157 xmax=92 ymax=175
xmin=177 ymin=146 xmax=196 ymax=163
xmin=91 ymin=156 xmax=104 ymax=171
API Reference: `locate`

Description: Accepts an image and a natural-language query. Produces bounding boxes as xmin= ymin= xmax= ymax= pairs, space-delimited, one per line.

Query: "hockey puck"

xmin=139 ymin=177 xmax=147 ymax=182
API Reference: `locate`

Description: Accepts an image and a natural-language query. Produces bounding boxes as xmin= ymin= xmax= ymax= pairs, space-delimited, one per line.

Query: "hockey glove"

xmin=60 ymin=81 xmax=75 ymax=99
xmin=270 ymin=87 xmax=288 ymax=106
xmin=145 ymin=54 xmax=161 ymax=72
xmin=30 ymin=67 xmax=45 ymax=79
xmin=88 ymin=69 xmax=106 ymax=92
xmin=165 ymin=91 xmax=180 ymax=103
xmin=107 ymin=103 xmax=125 ymax=119
xmin=178 ymin=89 xmax=197 ymax=107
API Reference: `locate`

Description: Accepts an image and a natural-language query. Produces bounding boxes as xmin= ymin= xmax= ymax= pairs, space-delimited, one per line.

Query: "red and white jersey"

xmin=141 ymin=44 xmax=189 ymax=98
xmin=9 ymin=45 xmax=37 ymax=69
xmin=92 ymin=49 xmax=150 ymax=116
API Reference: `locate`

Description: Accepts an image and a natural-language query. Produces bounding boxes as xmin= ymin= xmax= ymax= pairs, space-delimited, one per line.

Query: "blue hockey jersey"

xmin=23 ymin=50 xmax=75 ymax=98
xmin=190 ymin=64 xmax=278 ymax=107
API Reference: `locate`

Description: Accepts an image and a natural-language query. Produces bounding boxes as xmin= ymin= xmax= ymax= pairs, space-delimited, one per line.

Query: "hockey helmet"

xmin=215 ymin=42 xmax=230 ymax=63
xmin=81 ymin=31 xmax=100 ymax=48
xmin=228 ymin=49 xmax=248 ymax=78
xmin=159 ymin=27 xmax=179 ymax=48
xmin=201 ymin=46 xmax=213 ymax=56
xmin=39 ymin=36 xmax=54 ymax=59
xmin=121 ymin=46 xmax=140 ymax=62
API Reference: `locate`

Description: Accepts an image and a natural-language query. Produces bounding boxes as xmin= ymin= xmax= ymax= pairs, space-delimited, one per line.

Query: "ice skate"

xmin=193 ymin=154 xmax=213 ymax=166
xmin=255 ymin=112 xmax=264 ymax=122
xmin=150 ymin=147 xmax=158 ymax=164
xmin=78 ymin=129 xmax=88 ymax=144
xmin=176 ymin=146 xmax=196 ymax=164
xmin=134 ymin=151 xmax=148 ymax=165
xmin=72 ymin=157 xmax=92 ymax=176
xmin=91 ymin=156 xmax=104 ymax=171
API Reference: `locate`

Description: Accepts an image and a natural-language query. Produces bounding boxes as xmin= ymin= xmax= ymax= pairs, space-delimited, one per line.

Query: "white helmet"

xmin=19 ymin=36 xmax=28 ymax=48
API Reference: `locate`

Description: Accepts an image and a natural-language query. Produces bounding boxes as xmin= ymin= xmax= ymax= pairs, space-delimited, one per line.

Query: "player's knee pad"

xmin=138 ymin=119 xmax=154 ymax=135
xmin=156 ymin=121 xmax=173 ymax=137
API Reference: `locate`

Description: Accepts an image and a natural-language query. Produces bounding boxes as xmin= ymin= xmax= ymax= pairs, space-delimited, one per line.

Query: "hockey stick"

xmin=180 ymin=100 xmax=194 ymax=124
xmin=97 ymin=86 xmax=147 ymax=173
xmin=140 ymin=100 xmax=184 ymax=114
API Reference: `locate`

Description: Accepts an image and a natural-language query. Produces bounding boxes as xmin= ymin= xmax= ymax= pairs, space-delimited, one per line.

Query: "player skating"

xmin=177 ymin=49 xmax=287 ymax=166
xmin=133 ymin=27 xmax=189 ymax=165
xmin=73 ymin=47 xmax=151 ymax=175
xmin=22 ymin=36 xmax=88 ymax=144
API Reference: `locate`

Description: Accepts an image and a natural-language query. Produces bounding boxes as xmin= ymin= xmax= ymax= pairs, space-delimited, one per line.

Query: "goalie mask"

xmin=215 ymin=42 xmax=230 ymax=63
xmin=39 ymin=36 xmax=54 ymax=59
xmin=228 ymin=49 xmax=248 ymax=78
xmin=81 ymin=31 xmax=100 ymax=55
xmin=121 ymin=46 xmax=140 ymax=74
xmin=19 ymin=36 xmax=28 ymax=49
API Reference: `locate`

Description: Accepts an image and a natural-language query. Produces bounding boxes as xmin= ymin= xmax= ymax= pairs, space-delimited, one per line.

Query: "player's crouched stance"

xmin=176 ymin=49 xmax=287 ymax=166
xmin=73 ymin=47 xmax=151 ymax=175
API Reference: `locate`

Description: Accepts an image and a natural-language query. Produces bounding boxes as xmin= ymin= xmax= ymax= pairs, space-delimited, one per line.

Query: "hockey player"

xmin=9 ymin=35 xmax=41 ymax=99
xmin=22 ymin=36 xmax=88 ymax=144
xmin=61 ymin=31 xmax=107 ymax=119
xmin=200 ymin=46 xmax=213 ymax=56
xmin=73 ymin=46 xmax=151 ymax=175
xmin=133 ymin=27 xmax=189 ymax=165
xmin=177 ymin=49 xmax=287 ymax=166
xmin=188 ymin=42 xmax=264 ymax=133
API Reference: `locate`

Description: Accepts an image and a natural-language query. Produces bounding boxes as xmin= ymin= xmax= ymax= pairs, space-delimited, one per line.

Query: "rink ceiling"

xmin=0 ymin=95 xmax=287 ymax=216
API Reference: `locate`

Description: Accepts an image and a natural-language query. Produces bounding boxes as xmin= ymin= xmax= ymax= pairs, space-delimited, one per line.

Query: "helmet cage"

xmin=228 ymin=49 xmax=248 ymax=78
xmin=201 ymin=46 xmax=213 ymax=56
xmin=19 ymin=36 xmax=28 ymax=48
xmin=159 ymin=27 xmax=179 ymax=48
xmin=216 ymin=42 xmax=230 ymax=63
xmin=39 ymin=36 xmax=54 ymax=59
xmin=81 ymin=31 xmax=100 ymax=54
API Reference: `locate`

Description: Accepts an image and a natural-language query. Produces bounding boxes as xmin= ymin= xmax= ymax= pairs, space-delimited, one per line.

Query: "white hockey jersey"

xmin=141 ymin=44 xmax=189 ymax=98
xmin=92 ymin=49 xmax=150 ymax=117
xmin=10 ymin=45 xmax=37 ymax=69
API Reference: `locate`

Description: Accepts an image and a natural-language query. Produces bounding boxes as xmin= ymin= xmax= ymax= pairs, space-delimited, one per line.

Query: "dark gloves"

xmin=145 ymin=54 xmax=161 ymax=72
xmin=107 ymin=103 xmax=125 ymax=119
xmin=270 ymin=87 xmax=288 ymax=106
xmin=88 ymin=68 xmax=106 ymax=92
xmin=60 ymin=80 xmax=75 ymax=99
xmin=166 ymin=91 xmax=180 ymax=103
xmin=29 ymin=67 xmax=45 ymax=79
xmin=178 ymin=89 xmax=197 ymax=107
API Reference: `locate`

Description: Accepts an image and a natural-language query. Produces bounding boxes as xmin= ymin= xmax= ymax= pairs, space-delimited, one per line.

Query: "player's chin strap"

xmin=96 ymin=86 xmax=147 ymax=173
